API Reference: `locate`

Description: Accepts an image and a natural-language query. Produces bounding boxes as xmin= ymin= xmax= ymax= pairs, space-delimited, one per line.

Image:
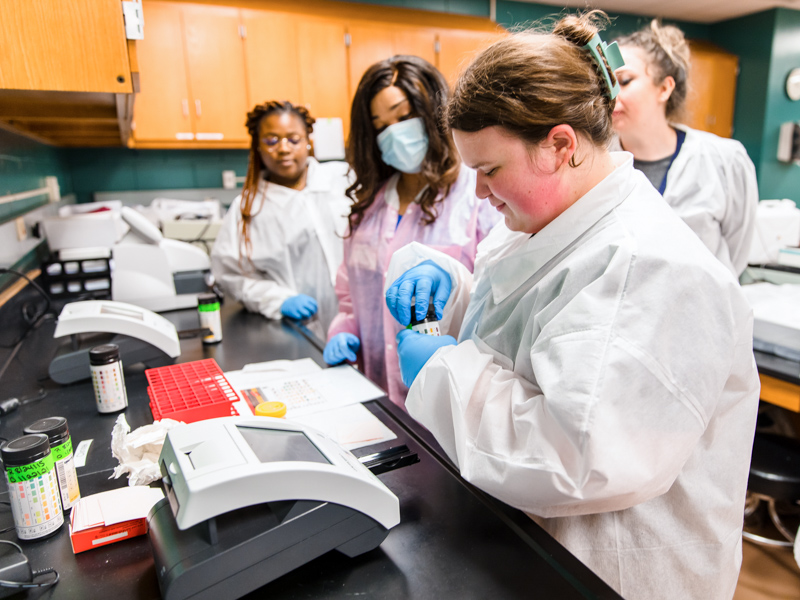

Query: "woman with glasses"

xmin=323 ymin=55 xmax=498 ymax=407
xmin=211 ymin=100 xmax=352 ymax=333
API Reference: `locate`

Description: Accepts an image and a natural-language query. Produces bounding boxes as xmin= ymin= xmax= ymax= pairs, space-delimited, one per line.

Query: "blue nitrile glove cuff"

xmin=323 ymin=333 xmax=361 ymax=365
xmin=281 ymin=294 xmax=318 ymax=320
xmin=396 ymin=329 xmax=457 ymax=388
xmin=386 ymin=259 xmax=452 ymax=327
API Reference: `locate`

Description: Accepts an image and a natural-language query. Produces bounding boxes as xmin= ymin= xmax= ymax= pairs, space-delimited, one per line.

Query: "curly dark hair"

xmin=239 ymin=100 xmax=315 ymax=265
xmin=345 ymin=55 xmax=460 ymax=234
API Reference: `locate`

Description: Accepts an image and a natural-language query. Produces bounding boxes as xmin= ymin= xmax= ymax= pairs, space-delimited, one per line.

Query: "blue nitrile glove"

xmin=280 ymin=294 xmax=318 ymax=320
xmin=396 ymin=329 xmax=457 ymax=388
xmin=386 ymin=260 xmax=452 ymax=327
xmin=323 ymin=333 xmax=361 ymax=365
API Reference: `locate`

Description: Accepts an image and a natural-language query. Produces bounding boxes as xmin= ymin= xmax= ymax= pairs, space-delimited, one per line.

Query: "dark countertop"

xmin=0 ymin=299 xmax=622 ymax=600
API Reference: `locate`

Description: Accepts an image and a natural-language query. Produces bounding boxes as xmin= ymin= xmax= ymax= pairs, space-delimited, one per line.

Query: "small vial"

xmin=198 ymin=293 xmax=222 ymax=344
xmin=24 ymin=417 xmax=81 ymax=511
xmin=89 ymin=344 xmax=128 ymax=413
xmin=2 ymin=434 xmax=64 ymax=540
xmin=407 ymin=298 xmax=441 ymax=336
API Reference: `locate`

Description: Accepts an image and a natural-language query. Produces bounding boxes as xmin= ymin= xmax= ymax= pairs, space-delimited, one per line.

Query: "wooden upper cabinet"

xmin=297 ymin=18 xmax=350 ymax=136
xmin=437 ymin=29 xmax=503 ymax=87
xmin=133 ymin=2 xmax=193 ymax=142
xmin=133 ymin=1 xmax=248 ymax=146
xmin=685 ymin=41 xmax=738 ymax=138
xmin=347 ymin=22 xmax=437 ymax=96
xmin=242 ymin=10 xmax=302 ymax=108
xmin=182 ymin=4 xmax=249 ymax=142
xmin=0 ymin=0 xmax=132 ymax=93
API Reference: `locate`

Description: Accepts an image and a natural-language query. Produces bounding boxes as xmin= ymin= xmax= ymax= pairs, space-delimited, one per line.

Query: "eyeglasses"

xmin=260 ymin=134 xmax=306 ymax=149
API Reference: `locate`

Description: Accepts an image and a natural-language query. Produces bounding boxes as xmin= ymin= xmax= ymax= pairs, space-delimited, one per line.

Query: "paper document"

xmin=293 ymin=404 xmax=396 ymax=451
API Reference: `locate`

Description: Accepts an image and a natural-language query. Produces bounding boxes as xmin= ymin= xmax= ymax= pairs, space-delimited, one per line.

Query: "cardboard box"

xmin=69 ymin=516 xmax=148 ymax=554
xmin=68 ymin=486 xmax=164 ymax=554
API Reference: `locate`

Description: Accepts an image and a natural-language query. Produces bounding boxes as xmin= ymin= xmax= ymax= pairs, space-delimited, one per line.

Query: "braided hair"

xmin=239 ymin=101 xmax=315 ymax=266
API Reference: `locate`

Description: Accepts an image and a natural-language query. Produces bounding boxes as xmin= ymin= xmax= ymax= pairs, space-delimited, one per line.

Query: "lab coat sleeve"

xmin=720 ymin=142 xmax=758 ymax=276
xmin=210 ymin=199 xmax=296 ymax=319
xmin=385 ymin=242 xmax=474 ymax=337
xmin=405 ymin=265 xmax=751 ymax=518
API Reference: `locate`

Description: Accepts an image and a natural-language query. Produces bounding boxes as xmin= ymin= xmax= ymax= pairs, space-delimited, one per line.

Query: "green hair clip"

xmin=583 ymin=34 xmax=625 ymax=100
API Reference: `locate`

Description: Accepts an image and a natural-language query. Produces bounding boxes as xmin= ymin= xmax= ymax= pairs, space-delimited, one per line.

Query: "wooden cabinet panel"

xmin=182 ymin=5 xmax=249 ymax=142
xmin=133 ymin=2 xmax=193 ymax=142
xmin=437 ymin=29 xmax=502 ymax=87
xmin=347 ymin=23 xmax=437 ymax=96
xmin=686 ymin=42 xmax=738 ymax=138
xmin=0 ymin=0 xmax=131 ymax=93
xmin=242 ymin=10 xmax=302 ymax=108
xmin=297 ymin=19 xmax=350 ymax=136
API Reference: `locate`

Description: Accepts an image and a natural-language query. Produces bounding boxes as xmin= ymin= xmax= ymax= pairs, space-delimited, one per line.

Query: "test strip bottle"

xmin=1 ymin=434 xmax=64 ymax=540
xmin=90 ymin=344 xmax=128 ymax=413
xmin=24 ymin=417 xmax=81 ymax=511
xmin=406 ymin=298 xmax=441 ymax=336
xmin=197 ymin=293 xmax=223 ymax=344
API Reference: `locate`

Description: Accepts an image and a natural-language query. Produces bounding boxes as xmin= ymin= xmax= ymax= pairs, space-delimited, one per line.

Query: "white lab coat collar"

xmin=488 ymin=152 xmax=636 ymax=304
xmin=257 ymin=158 xmax=329 ymax=206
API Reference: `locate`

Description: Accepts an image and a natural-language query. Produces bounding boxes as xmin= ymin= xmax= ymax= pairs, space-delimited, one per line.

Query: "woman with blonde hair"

xmin=612 ymin=21 xmax=758 ymax=276
xmin=384 ymin=12 xmax=759 ymax=600
xmin=211 ymin=101 xmax=351 ymax=334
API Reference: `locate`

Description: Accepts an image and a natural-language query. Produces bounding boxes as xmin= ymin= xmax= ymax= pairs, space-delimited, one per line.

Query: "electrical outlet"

xmin=222 ymin=170 xmax=236 ymax=190
xmin=14 ymin=217 xmax=26 ymax=242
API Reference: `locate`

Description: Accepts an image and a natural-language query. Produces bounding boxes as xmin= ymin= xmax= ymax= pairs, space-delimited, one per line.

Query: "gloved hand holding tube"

xmin=323 ymin=333 xmax=361 ymax=365
xmin=396 ymin=329 xmax=456 ymax=388
xmin=385 ymin=260 xmax=452 ymax=326
xmin=280 ymin=294 xmax=318 ymax=320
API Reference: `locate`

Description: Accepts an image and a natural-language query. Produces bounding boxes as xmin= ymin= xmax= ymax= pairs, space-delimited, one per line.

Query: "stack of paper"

xmin=69 ymin=486 xmax=164 ymax=553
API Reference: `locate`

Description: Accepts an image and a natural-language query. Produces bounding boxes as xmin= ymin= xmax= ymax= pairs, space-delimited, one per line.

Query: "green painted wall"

xmin=336 ymin=0 xmax=488 ymax=16
xmin=495 ymin=1 xmax=710 ymax=40
xmin=759 ymin=9 xmax=800 ymax=202
xmin=0 ymin=128 xmax=71 ymax=223
xmin=63 ymin=148 xmax=249 ymax=204
xmin=712 ymin=8 xmax=800 ymax=203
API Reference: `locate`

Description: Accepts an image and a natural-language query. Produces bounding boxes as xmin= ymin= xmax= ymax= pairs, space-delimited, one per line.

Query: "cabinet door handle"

xmin=182 ymin=99 xmax=189 ymax=117
xmin=195 ymin=99 xmax=202 ymax=118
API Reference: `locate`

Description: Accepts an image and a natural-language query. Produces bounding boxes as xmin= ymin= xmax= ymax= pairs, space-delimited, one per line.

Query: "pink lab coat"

xmin=327 ymin=166 xmax=498 ymax=407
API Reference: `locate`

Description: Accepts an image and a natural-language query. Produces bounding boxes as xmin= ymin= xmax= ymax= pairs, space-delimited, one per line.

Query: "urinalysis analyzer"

xmin=148 ymin=416 xmax=400 ymax=600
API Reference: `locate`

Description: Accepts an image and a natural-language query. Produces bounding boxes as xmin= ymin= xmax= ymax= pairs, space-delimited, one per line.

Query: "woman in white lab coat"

xmin=211 ymin=101 xmax=351 ymax=335
xmin=612 ymin=21 xmax=758 ymax=277
xmin=384 ymin=12 xmax=760 ymax=600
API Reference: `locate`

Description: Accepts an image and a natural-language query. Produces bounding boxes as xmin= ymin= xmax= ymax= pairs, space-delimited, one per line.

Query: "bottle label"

xmin=408 ymin=321 xmax=441 ymax=336
xmin=91 ymin=360 xmax=128 ymax=413
xmin=199 ymin=308 xmax=223 ymax=343
xmin=52 ymin=439 xmax=81 ymax=510
xmin=5 ymin=464 xmax=63 ymax=539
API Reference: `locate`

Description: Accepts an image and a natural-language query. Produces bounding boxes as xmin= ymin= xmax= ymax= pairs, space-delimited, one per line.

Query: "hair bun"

xmin=552 ymin=10 xmax=608 ymax=47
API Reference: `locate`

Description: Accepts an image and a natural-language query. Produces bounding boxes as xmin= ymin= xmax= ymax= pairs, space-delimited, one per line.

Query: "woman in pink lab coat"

xmin=323 ymin=55 xmax=498 ymax=408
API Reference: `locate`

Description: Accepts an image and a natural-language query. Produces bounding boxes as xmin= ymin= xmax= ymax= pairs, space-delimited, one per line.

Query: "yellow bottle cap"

xmin=255 ymin=401 xmax=287 ymax=418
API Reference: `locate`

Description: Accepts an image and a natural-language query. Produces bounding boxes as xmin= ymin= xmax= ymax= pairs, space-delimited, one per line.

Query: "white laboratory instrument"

xmin=112 ymin=207 xmax=211 ymax=312
xmin=148 ymin=416 xmax=400 ymax=600
xmin=49 ymin=300 xmax=180 ymax=384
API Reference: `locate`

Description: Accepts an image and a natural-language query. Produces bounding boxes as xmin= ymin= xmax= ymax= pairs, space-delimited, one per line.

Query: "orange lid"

xmin=254 ymin=401 xmax=287 ymax=418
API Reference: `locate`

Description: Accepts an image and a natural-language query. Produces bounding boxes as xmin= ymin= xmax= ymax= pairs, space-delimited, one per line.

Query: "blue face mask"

xmin=376 ymin=117 xmax=429 ymax=174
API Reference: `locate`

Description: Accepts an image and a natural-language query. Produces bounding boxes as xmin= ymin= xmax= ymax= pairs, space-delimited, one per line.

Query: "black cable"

xmin=0 ymin=540 xmax=59 ymax=590
xmin=0 ymin=268 xmax=54 ymax=349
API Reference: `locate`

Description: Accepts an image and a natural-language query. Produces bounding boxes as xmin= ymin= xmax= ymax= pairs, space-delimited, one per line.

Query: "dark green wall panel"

xmin=63 ymin=148 xmax=249 ymax=204
xmin=333 ymin=0 xmax=489 ymax=17
xmin=0 ymin=128 xmax=71 ymax=223
xmin=758 ymin=8 xmax=800 ymax=201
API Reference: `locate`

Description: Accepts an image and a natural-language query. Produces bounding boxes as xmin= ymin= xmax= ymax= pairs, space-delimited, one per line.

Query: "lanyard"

xmin=658 ymin=129 xmax=686 ymax=195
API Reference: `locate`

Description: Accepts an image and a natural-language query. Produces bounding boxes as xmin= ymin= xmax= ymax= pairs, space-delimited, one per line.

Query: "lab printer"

xmin=148 ymin=416 xmax=401 ymax=600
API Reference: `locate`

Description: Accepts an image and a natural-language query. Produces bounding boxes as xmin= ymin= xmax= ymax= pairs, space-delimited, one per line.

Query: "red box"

xmin=145 ymin=359 xmax=239 ymax=423
xmin=69 ymin=516 xmax=148 ymax=554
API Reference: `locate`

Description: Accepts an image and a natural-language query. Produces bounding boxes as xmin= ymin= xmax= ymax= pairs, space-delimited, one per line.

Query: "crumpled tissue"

xmin=110 ymin=414 xmax=183 ymax=486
